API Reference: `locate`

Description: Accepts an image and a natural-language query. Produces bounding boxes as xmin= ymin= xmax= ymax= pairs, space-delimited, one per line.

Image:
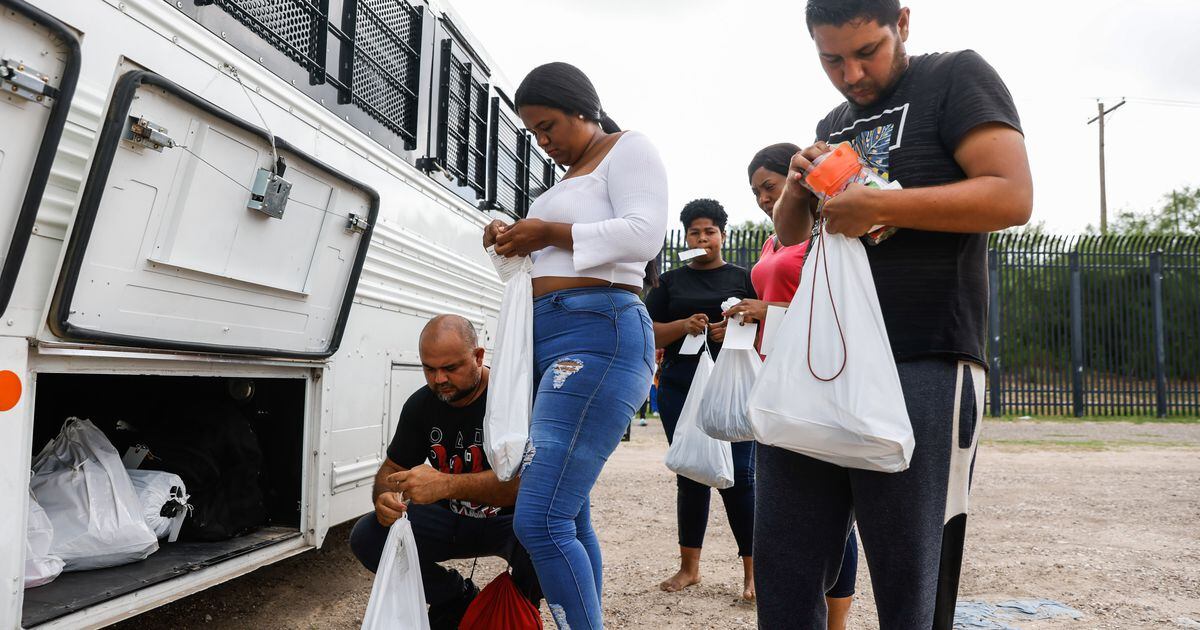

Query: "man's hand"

xmin=822 ymin=183 xmax=884 ymax=237
xmin=483 ymin=219 xmax=509 ymax=248
xmin=681 ymin=313 xmax=708 ymax=336
xmin=724 ymin=299 xmax=768 ymax=324
xmin=389 ymin=464 xmax=450 ymax=505
xmin=494 ymin=219 xmax=549 ymax=257
xmin=773 ymin=142 xmax=830 ymax=246
xmin=375 ymin=491 xmax=407 ymax=527
xmin=709 ymin=318 xmax=728 ymax=344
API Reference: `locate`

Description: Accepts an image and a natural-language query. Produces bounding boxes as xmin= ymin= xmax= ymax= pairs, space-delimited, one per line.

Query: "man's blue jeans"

xmin=513 ymin=288 xmax=655 ymax=629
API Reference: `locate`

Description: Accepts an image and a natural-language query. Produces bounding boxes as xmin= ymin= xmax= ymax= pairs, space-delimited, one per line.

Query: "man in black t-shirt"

xmin=758 ymin=2 xmax=1033 ymax=629
xmin=348 ymin=315 xmax=540 ymax=630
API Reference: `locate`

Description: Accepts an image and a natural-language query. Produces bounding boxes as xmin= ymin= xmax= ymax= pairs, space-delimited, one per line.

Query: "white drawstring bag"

xmin=483 ymin=247 xmax=534 ymax=482
xmin=665 ymin=353 xmax=735 ymax=489
xmin=698 ymin=347 xmax=762 ymax=443
xmin=127 ymin=469 xmax=191 ymax=541
xmin=31 ymin=418 xmax=159 ymax=570
xmin=361 ymin=514 xmax=431 ymax=630
xmin=24 ymin=489 xmax=64 ymax=588
xmin=747 ymin=226 xmax=914 ymax=472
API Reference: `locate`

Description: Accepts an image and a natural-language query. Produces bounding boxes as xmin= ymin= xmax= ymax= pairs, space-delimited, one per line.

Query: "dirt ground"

xmin=112 ymin=418 xmax=1200 ymax=629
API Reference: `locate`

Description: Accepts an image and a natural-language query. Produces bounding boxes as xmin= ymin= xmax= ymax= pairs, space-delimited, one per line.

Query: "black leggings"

xmin=658 ymin=359 xmax=755 ymax=557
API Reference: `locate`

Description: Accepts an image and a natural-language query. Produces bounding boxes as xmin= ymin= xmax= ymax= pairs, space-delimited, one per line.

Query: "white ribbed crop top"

xmin=526 ymin=131 xmax=668 ymax=287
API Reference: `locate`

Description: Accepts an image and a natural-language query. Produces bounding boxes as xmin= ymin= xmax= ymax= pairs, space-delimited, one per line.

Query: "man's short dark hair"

xmin=679 ymin=198 xmax=728 ymax=232
xmin=806 ymin=0 xmax=901 ymax=34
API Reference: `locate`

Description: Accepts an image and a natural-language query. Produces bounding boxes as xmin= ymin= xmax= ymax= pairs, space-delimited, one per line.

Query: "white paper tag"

xmin=486 ymin=245 xmax=532 ymax=283
xmin=167 ymin=510 xmax=186 ymax=543
xmin=760 ymin=305 xmax=787 ymax=356
xmin=678 ymin=330 xmax=706 ymax=355
xmin=393 ymin=527 xmax=411 ymax=575
xmin=723 ymin=318 xmax=759 ymax=350
xmin=678 ymin=248 xmax=706 ymax=261
xmin=122 ymin=445 xmax=149 ymax=469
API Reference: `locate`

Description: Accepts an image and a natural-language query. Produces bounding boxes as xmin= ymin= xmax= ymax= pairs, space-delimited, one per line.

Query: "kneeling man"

xmin=350 ymin=314 xmax=540 ymax=629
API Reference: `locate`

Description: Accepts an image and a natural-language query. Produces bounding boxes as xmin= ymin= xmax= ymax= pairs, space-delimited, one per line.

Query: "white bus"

xmin=1 ymin=0 xmax=557 ymax=626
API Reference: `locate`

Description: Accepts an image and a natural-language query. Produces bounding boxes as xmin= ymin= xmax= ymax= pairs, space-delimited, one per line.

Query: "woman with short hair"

xmin=645 ymin=198 xmax=758 ymax=601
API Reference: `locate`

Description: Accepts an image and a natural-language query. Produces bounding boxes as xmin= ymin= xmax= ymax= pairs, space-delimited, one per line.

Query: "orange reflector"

xmin=0 ymin=370 xmax=21 ymax=412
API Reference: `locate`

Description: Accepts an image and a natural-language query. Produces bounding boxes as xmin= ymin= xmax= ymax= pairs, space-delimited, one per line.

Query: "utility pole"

xmin=1088 ymin=99 xmax=1126 ymax=234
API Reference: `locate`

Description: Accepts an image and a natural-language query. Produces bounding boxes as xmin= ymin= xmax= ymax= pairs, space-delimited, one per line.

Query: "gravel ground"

xmin=110 ymin=418 xmax=1200 ymax=629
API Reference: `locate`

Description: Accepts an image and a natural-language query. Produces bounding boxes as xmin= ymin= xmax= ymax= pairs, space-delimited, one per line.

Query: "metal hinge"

xmin=346 ymin=213 xmax=370 ymax=233
xmin=1 ymin=58 xmax=58 ymax=103
xmin=122 ymin=116 xmax=177 ymax=152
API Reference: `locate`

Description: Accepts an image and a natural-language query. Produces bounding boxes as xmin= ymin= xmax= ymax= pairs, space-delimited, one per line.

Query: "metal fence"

xmin=658 ymin=230 xmax=1200 ymax=417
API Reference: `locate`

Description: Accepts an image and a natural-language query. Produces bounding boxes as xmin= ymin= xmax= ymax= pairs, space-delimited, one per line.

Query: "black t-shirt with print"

xmin=386 ymin=386 xmax=505 ymax=518
xmin=814 ymin=50 xmax=1022 ymax=366
xmin=645 ymin=263 xmax=757 ymax=361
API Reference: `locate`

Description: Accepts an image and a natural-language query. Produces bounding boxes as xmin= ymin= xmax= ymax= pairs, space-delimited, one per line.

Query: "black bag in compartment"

xmin=135 ymin=401 xmax=268 ymax=541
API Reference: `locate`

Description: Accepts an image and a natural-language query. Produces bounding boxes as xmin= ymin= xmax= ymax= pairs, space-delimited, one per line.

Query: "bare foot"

xmin=659 ymin=569 xmax=701 ymax=592
xmin=741 ymin=556 xmax=756 ymax=601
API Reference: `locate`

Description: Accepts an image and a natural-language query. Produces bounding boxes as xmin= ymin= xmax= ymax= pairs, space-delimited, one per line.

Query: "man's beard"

xmin=844 ymin=39 xmax=908 ymax=107
xmin=434 ymin=373 xmax=481 ymax=403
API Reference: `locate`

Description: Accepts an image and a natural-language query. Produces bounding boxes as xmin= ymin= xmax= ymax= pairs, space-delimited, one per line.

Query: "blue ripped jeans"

xmin=513 ymin=288 xmax=655 ymax=630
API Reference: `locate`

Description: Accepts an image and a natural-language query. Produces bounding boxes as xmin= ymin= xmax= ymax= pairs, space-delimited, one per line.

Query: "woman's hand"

xmin=495 ymin=219 xmax=553 ymax=257
xmin=483 ymin=219 xmax=508 ymax=248
xmin=709 ymin=318 xmax=728 ymax=344
xmin=681 ymin=313 xmax=708 ymax=336
xmin=724 ymin=299 xmax=768 ymax=324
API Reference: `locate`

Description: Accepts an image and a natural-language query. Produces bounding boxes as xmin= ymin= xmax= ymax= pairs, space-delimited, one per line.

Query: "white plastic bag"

xmin=25 ymin=489 xmax=64 ymax=588
xmin=127 ymin=469 xmax=190 ymax=541
xmin=748 ymin=227 xmax=913 ymax=472
xmin=483 ymin=247 xmax=535 ymax=482
xmin=665 ymin=353 xmax=735 ymax=489
xmin=698 ymin=347 xmax=762 ymax=443
xmin=30 ymin=418 xmax=159 ymax=571
xmin=361 ymin=515 xmax=431 ymax=630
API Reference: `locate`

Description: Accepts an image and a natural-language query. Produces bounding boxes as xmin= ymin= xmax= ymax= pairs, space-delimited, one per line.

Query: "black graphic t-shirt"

xmin=645 ymin=263 xmax=757 ymax=361
xmin=814 ymin=50 xmax=1022 ymax=365
xmin=386 ymin=386 xmax=504 ymax=518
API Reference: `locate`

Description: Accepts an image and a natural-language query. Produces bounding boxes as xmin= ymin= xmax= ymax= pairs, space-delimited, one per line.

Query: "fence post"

xmin=1151 ymin=251 xmax=1168 ymax=418
xmin=1070 ymin=251 xmax=1084 ymax=417
xmin=988 ymin=248 xmax=1002 ymax=416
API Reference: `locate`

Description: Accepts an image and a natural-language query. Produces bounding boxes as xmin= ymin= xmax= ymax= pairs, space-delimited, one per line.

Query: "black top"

xmin=814 ymin=50 xmax=1022 ymax=366
xmin=387 ymin=385 xmax=505 ymax=518
xmin=645 ymin=263 xmax=757 ymax=362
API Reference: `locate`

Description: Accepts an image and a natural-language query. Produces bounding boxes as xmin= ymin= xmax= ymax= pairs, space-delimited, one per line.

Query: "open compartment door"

xmin=0 ymin=0 xmax=80 ymax=316
xmin=50 ymin=71 xmax=379 ymax=359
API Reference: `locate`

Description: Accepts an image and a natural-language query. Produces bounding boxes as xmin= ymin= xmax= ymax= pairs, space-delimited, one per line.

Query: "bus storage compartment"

xmin=49 ymin=70 xmax=379 ymax=358
xmin=22 ymin=373 xmax=306 ymax=629
xmin=0 ymin=0 xmax=80 ymax=316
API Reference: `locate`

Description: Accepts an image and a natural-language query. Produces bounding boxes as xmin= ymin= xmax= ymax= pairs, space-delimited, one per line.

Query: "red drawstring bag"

xmin=459 ymin=571 xmax=542 ymax=630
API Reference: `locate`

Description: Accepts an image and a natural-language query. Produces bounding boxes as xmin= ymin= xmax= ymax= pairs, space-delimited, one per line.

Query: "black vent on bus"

xmin=338 ymin=0 xmax=423 ymax=149
xmin=435 ymin=38 xmax=489 ymax=197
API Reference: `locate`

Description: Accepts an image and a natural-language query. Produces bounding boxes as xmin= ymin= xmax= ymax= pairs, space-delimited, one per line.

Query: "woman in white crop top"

xmin=483 ymin=62 xmax=666 ymax=630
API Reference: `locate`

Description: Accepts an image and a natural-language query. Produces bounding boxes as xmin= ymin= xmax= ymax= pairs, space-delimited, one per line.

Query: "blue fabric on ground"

xmin=954 ymin=598 xmax=1083 ymax=629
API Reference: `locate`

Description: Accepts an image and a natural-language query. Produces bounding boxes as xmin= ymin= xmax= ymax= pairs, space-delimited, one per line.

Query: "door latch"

xmin=122 ymin=116 xmax=176 ymax=152
xmin=346 ymin=213 xmax=370 ymax=233
xmin=0 ymin=58 xmax=58 ymax=103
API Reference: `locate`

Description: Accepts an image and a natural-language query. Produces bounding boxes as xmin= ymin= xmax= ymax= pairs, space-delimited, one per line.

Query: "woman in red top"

xmin=726 ymin=143 xmax=858 ymax=630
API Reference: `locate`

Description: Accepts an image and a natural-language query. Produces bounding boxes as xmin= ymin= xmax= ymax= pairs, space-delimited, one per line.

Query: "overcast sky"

xmin=448 ymin=0 xmax=1200 ymax=233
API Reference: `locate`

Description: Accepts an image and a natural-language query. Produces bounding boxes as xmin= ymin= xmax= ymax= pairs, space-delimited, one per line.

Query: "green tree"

xmin=730 ymin=218 xmax=774 ymax=233
xmin=1111 ymin=186 xmax=1200 ymax=236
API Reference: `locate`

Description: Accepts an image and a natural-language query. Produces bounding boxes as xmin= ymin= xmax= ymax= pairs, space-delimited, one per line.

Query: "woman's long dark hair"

xmin=515 ymin=62 xmax=660 ymax=288
xmin=514 ymin=62 xmax=620 ymax=133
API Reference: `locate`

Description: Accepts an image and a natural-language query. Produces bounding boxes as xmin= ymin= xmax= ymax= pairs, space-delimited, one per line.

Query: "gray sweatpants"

xmin=754 ymin=358 xmax=984 ymax=630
